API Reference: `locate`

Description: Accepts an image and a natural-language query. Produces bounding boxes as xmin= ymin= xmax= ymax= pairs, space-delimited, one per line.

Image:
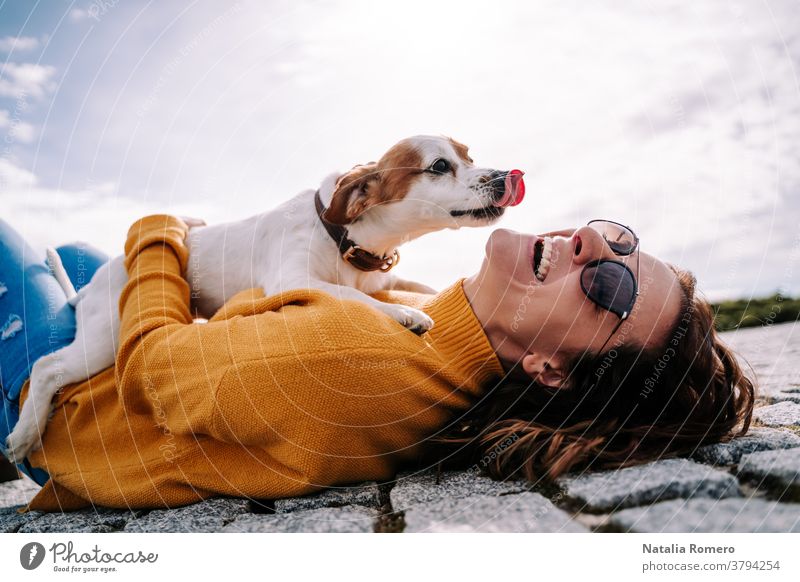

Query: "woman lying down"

xmin=0 ymin=216 xmax=753 ymax=511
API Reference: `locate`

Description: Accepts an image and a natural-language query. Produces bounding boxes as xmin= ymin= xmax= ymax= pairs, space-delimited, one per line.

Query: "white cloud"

xmin=0 ymin=36 xmax=40 ymax=53
xmin=10 ymin=121 xmax=35 ymax=143
xmin=69 ymin=9 xmax=89 ymax=22
xmin=0 ymin=109 xmax=36 ymax=143
xmin=0 ymin=62 xmax=57 ymax=99
xmin=2 ymin=159 xmax=216 ymax=256
xmin=0 ymin=158 xmax=37 ymax=187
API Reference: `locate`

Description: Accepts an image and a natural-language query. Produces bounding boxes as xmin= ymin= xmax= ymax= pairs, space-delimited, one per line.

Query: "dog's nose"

xmin=487 ymin=169 xmax=525 ymax=207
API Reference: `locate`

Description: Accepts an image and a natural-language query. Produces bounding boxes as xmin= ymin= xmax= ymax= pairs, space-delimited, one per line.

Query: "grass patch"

xmin=712 ymin=293 xmax=800 ymax=332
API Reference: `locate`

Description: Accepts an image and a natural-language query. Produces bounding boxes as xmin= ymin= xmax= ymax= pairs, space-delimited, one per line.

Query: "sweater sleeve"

xmin=115 ymin=215 xmax=199 ymax=423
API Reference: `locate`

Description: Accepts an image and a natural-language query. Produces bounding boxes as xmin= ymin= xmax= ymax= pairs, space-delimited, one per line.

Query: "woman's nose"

xmin=570 ymin=225 xmax=618 ymax=266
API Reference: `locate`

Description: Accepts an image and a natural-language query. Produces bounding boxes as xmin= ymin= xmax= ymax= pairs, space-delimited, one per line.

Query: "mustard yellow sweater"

xmin=20 ymin=215 xmax=503 ymax=512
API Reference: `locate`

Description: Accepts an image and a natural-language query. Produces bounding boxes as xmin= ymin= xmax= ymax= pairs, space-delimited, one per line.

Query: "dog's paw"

xmin=4 ymin=423 xmax=43 ymax=464
xmin=385 ymin=305 xmax=434 ymax=335
xmin=178 ymin=215 xmax=206 ymax=228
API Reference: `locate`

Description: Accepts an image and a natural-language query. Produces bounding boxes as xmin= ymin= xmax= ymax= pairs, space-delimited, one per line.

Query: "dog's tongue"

xmin=494 ymin=169 xmax=526 ymax=208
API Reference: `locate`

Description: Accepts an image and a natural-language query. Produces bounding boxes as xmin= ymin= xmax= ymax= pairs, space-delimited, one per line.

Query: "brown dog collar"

xmin=314 ymin=189 xmax=400 ymax=272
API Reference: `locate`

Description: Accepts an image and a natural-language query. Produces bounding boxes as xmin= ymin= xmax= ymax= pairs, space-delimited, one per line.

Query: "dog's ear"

xmin=323 ymin=163 xmax=380 ymax=225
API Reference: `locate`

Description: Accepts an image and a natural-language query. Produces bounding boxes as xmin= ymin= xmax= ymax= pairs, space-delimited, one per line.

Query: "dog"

xmin=5 ymin=135 xmax=525 ymax=461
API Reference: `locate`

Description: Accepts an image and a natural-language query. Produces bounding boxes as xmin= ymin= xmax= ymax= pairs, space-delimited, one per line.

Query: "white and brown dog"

xmin=5 ymin=135 xmax=525 ymax=460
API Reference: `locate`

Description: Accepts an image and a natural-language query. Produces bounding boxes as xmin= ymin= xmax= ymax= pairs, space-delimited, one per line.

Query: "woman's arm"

xmin=113 ymin=215 xmax=461 ymax=449
xmin=114 ymin=214 xmax=213 ymax=431
xmin=117 ymin=214 xmax=193 ymax=344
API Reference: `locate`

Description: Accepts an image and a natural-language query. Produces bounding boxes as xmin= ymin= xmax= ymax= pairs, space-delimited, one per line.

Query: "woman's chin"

xmin=484 ymin=229 xmax=536 ymax=286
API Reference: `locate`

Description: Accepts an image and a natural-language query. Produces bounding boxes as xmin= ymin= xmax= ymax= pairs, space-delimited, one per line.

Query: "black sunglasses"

xmin=580 ymin=220 xmax=640 ymax=352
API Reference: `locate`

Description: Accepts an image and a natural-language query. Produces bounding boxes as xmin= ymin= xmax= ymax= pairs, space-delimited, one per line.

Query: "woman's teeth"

xmin=535 ymin=236 xmax=553 ymax=282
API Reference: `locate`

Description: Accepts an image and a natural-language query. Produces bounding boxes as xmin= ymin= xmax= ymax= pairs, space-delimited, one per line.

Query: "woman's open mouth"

xmin=532 ymin=236 xmax=553 ymax=282
xmin=450 ymin=205 xmax=505 ymax=221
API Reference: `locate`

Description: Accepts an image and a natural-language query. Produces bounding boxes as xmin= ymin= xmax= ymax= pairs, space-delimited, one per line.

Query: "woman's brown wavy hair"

xmin=425 ymin=265 xmax=756 ymax=483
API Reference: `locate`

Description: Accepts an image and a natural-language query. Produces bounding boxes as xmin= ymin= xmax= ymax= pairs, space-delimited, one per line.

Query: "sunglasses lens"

xmin=581 ymin=261 xmax=637 ymax=318
xmin=589 ymin=221 xmax=637 ymax=255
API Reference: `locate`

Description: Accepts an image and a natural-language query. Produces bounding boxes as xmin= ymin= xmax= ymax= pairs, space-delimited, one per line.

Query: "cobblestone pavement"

xmin=2 ymin=322 xmax=798 ymax=532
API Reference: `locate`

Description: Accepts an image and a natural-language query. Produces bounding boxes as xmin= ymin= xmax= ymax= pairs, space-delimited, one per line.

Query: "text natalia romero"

xmin=643 ymin=544 xmax=735 ymax=554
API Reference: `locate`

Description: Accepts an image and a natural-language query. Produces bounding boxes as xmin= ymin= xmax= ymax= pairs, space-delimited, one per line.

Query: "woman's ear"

xmin=323 ymin=163 xmax=380 ymax=225
xmin=521 ymin=353 xmax=567 ymax=389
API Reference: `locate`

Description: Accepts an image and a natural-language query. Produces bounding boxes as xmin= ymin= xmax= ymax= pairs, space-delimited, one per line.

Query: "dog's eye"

xmin=429 ymin=159 xmax=451 ymax=175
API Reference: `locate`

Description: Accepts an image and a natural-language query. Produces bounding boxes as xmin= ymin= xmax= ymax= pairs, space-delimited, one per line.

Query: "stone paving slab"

xmin=222 ymin=506 xmax=378 ymax=533
xmin=274 ymin=482 xmax=381 ymax=513
xmin=124 ymin=497 xmax=252 ymax=532
xmin=0 ymin=477 xmax=41 ymax=508
xmin=0 ymin=506 xmax=44 ymax=533
xmin=403 ymin=491 xmax=587 ymax=533
xmin=692 ymin=428 xmax=800 ymax=465
xmin=722 ymin=322 xmax=798 ymax=371
xmin=737 ymin=448 xmax=800 ymax=501
xmin=752 ymin=401 xmax=800 ymax=428
xmin=748 ymin=372 xmax=800 ymax=404
xmin=390 ymin=469 xmax=529 ymax=511
xmin=556 ymin=458 xmax=741 ymax=513
xmin=18 ymin=507 xmax=140 ymax=533
xmin=605 ymin=497 xmax=800 ymax=533
xmin=767 ymin=388 xmax=800 ymax=405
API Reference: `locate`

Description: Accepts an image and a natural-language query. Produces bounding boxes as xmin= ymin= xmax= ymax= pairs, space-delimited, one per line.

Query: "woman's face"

xmin=463 ymin=224 xmax=683 ymax=387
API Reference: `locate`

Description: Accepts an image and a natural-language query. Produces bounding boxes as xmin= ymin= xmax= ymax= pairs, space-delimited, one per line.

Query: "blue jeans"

xmin=0 ymin=219 xmax=108 ymax=485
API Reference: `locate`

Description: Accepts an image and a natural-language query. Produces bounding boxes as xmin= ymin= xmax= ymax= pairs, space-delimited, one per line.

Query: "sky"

xmin=1 ymin=0 xmax=799 ymax=301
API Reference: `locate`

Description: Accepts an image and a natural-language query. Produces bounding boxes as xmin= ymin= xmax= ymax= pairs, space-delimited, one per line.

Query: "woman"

xmin=429 ymin=226 xmax=755 ymax=480
xmin=0 ymin=215 xmax=753 ymax=511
